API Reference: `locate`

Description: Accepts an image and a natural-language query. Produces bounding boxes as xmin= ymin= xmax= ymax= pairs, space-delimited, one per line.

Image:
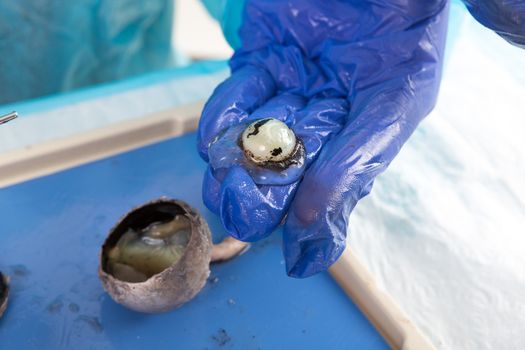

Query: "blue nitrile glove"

xmin=198 ymin=0 xmax=450 ymax=278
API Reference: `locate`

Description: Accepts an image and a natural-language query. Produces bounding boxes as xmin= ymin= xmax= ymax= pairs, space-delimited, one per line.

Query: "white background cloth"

xmin=350 ymin=8 xmax=525 ymax=349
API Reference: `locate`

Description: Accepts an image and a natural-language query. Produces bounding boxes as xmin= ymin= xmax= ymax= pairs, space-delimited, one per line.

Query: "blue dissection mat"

xmin=0 ymin=133 xmax=387 ymax=350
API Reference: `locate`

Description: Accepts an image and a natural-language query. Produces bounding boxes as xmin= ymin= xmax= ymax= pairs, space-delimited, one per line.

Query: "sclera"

xmin=99 ymin=198 xmax=212 ymax=313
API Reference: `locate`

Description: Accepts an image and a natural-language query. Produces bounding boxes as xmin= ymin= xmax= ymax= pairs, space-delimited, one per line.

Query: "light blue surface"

xmin=445 ymin=0 xmax=467 ymax=63
xmin=0 ymin=61 xmax=229 ymax=154
xmin=0 ymin=60 xmax=228 ymax=117
xmin=0 ymin=133 xmax=387 ymax=350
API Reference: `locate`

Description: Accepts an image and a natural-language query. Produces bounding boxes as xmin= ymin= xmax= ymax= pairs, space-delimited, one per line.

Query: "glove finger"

xmin=197 ymin=65 xmax=276 ymax=161
xmin=218 ymin=166 xmax=298 ymax=242
xmin=271 ymin=98 xmax=349 ymax=278
xmin=283 ymin=172 xmax=349 ymax=278
xmin=202 ymin=166 xmax=222 ymax=215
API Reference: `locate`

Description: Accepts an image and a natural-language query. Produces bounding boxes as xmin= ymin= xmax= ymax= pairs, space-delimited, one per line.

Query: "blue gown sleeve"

xmin=461 ymin=0 xmax=525 ymax=47
xmin=0 ymin=0 xmax=175 ymax=105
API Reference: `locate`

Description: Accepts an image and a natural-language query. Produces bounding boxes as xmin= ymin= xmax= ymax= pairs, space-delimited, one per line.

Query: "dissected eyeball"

xmin=241 ymin=118 xmax=296 ymax=163
xmin=99 ymin=199 xmax=212 ymax=313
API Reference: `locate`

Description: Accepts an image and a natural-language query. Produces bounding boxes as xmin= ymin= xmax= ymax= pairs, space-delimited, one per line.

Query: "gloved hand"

xmin=198 ymin=0 xmax=450 ymax=277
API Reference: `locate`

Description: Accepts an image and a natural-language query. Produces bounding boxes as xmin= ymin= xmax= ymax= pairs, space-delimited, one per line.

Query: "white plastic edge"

xmin=329 ymin=248 xmax=435 ymax=350
xmin=0 ymin=102 xmax=203 ymax=189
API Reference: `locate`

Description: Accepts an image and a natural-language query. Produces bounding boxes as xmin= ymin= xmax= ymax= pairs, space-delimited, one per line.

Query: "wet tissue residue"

xmin=208 ymin=120 xmax=305 ymax=186
xmin=9 ymin=265 xmax=30 ymax=278
xmin=68 ymin=303 xmax=80 ymax=313
xmin=211 ymin=328 xmax=231 ymax=347
xmin=46 ymin=298 xmax=63 ymax=314
xmin=77 ymin=315 xmax=104 ymax=334
xmin=107 ymin=215 xmax=191 ymax=282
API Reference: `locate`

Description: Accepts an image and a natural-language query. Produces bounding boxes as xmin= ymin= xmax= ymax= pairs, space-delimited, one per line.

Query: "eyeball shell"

xmin=98 ymin=198 xmax=212 ymax=313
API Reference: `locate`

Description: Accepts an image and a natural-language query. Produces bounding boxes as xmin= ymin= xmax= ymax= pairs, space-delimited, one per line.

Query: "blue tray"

xmin=0 ymin=133 xmax=387 ymax=349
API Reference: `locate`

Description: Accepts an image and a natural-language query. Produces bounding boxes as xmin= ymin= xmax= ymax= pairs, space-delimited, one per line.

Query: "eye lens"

xmin=241 ymin=118 xmax=297 ymax=163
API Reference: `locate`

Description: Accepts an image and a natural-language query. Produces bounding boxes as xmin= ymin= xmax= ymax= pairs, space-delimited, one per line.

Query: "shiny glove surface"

xmin=198 ymin=0 xmax=450 ymax=277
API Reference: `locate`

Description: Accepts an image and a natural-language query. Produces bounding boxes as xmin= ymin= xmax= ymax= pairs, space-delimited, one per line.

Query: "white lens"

xmin=241 ymin=118 xmax=296 ymax=163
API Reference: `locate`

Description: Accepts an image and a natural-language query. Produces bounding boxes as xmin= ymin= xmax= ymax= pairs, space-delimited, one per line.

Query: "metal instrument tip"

xmin=0 ymin=111 xmax=18 ymax=125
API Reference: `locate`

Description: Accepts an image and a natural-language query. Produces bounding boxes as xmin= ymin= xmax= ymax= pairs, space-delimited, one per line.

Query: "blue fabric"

xmin=0 ymin=0 xmax=175 ymax=105
xmin=0 ymin=60 xmax=227 ymax=117
xmin=198 ymin=0 xmax=450 ymax=278
xmin=461 ymin=0 xmax=525 ymax=47
xmin=206 ymin=0 xmax=525 ymax=51
xmin=201 ymin=0 xmax=244 ymax=49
